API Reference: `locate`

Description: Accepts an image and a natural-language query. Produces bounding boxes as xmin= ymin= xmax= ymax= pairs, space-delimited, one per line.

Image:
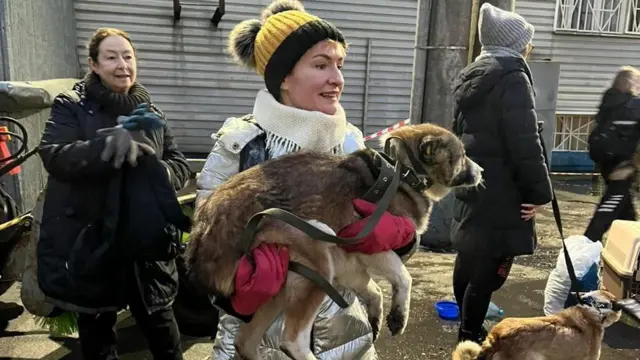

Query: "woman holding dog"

xmin=37 ymin=28 xmax=190 ymax=359
xmin=196 ymin=0 xmax=417 ymax=358
xmin=450 ymin=4 xmax=553 ymax=345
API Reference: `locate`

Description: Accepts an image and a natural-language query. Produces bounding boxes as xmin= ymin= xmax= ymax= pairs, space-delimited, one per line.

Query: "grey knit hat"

xmin=478 ymin=3 xmax=534 ymax=53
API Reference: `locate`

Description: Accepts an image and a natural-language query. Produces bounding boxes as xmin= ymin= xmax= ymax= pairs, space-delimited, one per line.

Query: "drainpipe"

xmin=0 ymin=0 xmax=8 ymax=82
xmin=421 ymin=0 xmax=473 ymax=128
xmin=409 ymin=0 xmax=433 ymax=124
xmin=468 ymin=0 xmax=481 ymax=65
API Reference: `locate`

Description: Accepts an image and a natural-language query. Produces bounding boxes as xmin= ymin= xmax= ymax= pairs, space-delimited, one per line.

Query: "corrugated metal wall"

xmin=516 ymin=0 xmax=640 ymax=115
xmin=74 ymin=0 xmax=417 ymax=154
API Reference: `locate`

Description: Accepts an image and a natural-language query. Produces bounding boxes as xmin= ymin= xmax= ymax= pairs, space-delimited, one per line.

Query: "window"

xmin=554 ymin=0 xmax=640 ymax=35
xmin=553 ymin=114 xmax=596 ymax=151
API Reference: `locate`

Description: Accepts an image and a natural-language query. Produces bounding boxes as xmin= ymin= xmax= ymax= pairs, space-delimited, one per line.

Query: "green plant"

xmin=34 ymin=311 xmax=79 ymax=336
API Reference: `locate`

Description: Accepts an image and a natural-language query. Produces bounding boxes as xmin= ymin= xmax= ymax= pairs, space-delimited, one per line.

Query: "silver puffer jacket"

xmin=196 ymin=116 xmax=377 ymax=359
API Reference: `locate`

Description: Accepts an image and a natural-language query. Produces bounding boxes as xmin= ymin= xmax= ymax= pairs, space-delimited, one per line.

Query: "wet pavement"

xmin=2 ymin=179 xmax=640 ymax=359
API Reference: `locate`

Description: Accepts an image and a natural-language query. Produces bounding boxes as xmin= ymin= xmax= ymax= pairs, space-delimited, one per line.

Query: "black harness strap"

xmin=237 ymin=151 xmax=400 ymax=308
xmin=237 ymin=137 xmax=431 ymax=309
xmin=238 ymin=151 xmax=400 ymax=252
xmin=288 ymin=262 xmax=349 ymax=308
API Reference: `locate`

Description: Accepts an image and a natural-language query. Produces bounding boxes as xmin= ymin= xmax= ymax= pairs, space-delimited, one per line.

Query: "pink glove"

xmin=338 ymin=199 xmax=416 ymax=254
xmin=230 ymin=243 xmax=289 ymax=316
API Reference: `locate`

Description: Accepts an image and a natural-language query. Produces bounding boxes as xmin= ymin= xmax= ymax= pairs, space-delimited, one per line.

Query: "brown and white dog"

xmin=452 ymin=289 xmax=623 ymax=360
xmin=185 ymin=123 xmax=483 ymax=360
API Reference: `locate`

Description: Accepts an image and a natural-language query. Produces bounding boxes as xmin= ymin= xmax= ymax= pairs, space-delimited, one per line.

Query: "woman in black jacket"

xmin=37 ymin=27 xmax=190 ymax=359
xmin=450 ymin=4 xmax=553 ymax=344
xmin=584 ymin=66 xmax=640 ymax=241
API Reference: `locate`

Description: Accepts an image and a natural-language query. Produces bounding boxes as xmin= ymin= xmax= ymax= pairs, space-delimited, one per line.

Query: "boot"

xmin=457 ymin=327 xmax=487 ymax=344
xmin=457 ymin=329 xmax=477 ymax=343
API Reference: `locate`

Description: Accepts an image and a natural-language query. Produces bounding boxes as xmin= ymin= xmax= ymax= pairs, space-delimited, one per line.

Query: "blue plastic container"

xmin=435 ymin=300 xmax=459 ymax=321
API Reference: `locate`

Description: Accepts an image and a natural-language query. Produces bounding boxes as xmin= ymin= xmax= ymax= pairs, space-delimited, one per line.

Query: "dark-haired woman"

xmin=37 ymin=27 xmax=190 ymax=360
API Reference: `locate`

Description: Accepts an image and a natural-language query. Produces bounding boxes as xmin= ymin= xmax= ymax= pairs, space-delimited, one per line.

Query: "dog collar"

xmin=581 ymin=295 xmax=618 ymax=323
xmin=383 ymin=136 xmax=434 ymax=192
xmin=361 ymin=136 xmax=435 ymax=204
xmin=361 ymin=151 xmax=431 ymax=203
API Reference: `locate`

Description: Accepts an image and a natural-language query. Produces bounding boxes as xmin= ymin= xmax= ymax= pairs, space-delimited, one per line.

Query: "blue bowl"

xmin=435 ymin=300 xmax=459 ymax=321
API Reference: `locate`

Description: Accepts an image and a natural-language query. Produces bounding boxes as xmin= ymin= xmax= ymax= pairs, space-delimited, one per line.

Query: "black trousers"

xmin=453 ymin=251 xmax=514 ymax=343
xmin=584 ymin=177 xmax=636 ymax=242
xmin=76 ymin=274 xmax=183 ymax=360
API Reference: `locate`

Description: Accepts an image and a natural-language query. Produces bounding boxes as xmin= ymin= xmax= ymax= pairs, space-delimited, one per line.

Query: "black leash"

xmin=538 ymin=135 xmax=584 ymax=304
xmin=538 ymin=128 xmax=640 ymax=320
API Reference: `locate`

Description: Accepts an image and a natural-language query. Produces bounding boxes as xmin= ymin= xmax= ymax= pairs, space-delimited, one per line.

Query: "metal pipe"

xmin=211 ymin=0 xmax=226 ymax=27
xmin=468 ymin=0 xmax=481 ymax=65
xmin=173 ymin=0 xmax=182 ymax=22
xmin=362 ymin=38 xmax=372 ymax=135
xmin=0 ymin=0 xmax=8 ymax=82
xmin=421 ymin=0 xmax=473 ymax=128
xmin=409 ymin=0 xmax=432 ymax=124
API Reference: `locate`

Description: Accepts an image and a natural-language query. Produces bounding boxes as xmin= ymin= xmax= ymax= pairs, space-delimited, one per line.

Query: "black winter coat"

xmin=450 ymin=56 xmax=553 ymax=258
xmin=37 ymin=83 xmax=191 ymax=314
xmin=590 ymin=88 xmax=640 ymax=176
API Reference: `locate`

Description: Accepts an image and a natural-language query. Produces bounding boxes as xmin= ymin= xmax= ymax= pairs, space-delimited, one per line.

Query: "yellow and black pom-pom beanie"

xmin=227 ymin=0 xmax=346 ymax=100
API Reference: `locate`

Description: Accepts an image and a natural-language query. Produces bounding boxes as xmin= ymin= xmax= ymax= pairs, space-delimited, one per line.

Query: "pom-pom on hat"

xmin=227 ymin=0 xmax=346 ymax=100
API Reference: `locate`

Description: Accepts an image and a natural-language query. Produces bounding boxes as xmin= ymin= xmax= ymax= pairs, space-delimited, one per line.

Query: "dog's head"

xmin=380 ymin=123 xmax=483 ymax=200
xmin=580 ymin=290 xmax=623 ymax=327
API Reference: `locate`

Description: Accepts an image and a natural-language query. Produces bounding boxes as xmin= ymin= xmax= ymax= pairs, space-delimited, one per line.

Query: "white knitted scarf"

xmin=252 ymin=89 xmax=347 ymax=156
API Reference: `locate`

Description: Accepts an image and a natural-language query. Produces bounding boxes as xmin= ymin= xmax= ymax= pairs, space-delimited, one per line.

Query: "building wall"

xmin=517 ymin=0 xmax=640 ymax=115
xmin=0 ymin=0 xmax=78 ymax=211
xmin=74 ymin=0 xmax=419 ymax=154
xmin=516 ymin=0 xmax=640 ymax=172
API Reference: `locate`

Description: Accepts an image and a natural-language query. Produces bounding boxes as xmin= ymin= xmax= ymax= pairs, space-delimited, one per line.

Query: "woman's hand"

xmin=97 ymin=127 xmax=155 ymax=168
xmin=117 ymin=103 xmax=165 ymax=131
xmin=338 ymin=199 xmax=416 ymax=254
xmin=520 ymin=203 xmax=540 ymax=221
xmin=231 ymin=243 xmax=289 ymax=316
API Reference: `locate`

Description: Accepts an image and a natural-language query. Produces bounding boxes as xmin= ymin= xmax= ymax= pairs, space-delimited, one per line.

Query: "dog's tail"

xmin=452 ymin=341 xmax=487 ymax=360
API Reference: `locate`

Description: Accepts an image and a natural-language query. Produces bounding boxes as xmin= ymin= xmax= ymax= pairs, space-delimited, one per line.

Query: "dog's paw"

xmin=386 ymin=305 xmax=407 ymax=336
xmin=369 ymin=316 xmax=381 ymax=341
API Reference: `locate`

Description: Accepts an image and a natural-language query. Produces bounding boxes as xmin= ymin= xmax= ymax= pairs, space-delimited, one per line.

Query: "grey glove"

xmin=97 ymin=126 xmax=156 ymax=168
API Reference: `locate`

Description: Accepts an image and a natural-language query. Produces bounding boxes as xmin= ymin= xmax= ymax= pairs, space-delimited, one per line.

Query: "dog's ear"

xmin=419 ymin=135 xmax=441 ymax=165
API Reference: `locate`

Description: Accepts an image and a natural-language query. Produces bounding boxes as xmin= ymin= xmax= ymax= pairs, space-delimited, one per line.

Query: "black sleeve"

xmin=38 ymin=95 xmax=113 ymax=181
xmin=500 ymin=71 xmax=553 ymax=206
xmin=160 ymin=122 xmax=191 ymax=191
xmin=628 ymin=97 xmax=640 ymax=119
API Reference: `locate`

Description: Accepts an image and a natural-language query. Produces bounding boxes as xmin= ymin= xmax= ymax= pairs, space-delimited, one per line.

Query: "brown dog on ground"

xmin=185 ymin=123 xmax=483 ymax=360
xmin=452 ymin=289 xmax=622 ymax=360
